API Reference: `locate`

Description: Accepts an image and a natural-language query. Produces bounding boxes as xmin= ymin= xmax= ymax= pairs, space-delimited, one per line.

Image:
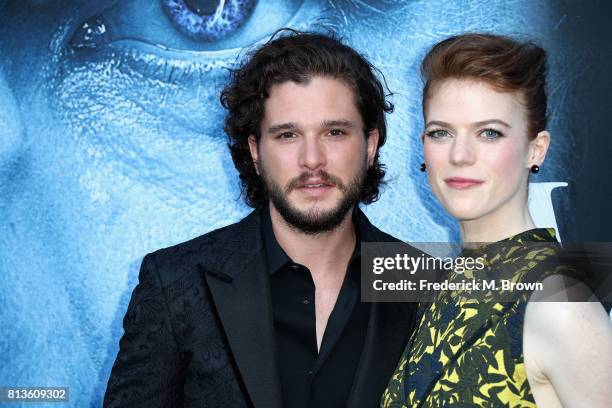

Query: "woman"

xmin=381 ymin=34 xmax=612 ymax=407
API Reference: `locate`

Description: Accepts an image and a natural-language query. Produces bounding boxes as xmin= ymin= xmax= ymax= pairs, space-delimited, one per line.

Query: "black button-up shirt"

xmin=262 ymin=207 xmax=371 ymax=408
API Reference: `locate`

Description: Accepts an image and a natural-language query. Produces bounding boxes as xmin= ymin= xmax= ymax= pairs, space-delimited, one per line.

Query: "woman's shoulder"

xmin=523 ymin=288 xmax=612 ymax=404
xmin=524 ymin=276 xmax=610 ymax=370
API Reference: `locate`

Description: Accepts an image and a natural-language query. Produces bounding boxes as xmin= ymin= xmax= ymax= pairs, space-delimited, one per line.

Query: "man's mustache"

xmin=285 ymin=171 xmax=347 ymax=193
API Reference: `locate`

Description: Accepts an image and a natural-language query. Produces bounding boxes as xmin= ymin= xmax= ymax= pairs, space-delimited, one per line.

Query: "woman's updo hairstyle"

xmin=421 ymin=33 xmax=548 ymax=139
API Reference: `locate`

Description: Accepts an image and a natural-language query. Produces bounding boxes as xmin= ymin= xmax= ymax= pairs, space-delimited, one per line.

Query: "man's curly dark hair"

xmin=220 ymin=29 xmax=394 ymax=208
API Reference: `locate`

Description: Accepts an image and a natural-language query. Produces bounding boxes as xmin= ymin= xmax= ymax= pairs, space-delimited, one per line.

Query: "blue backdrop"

xmin=1 ymin=1 xmax=609 ymax=406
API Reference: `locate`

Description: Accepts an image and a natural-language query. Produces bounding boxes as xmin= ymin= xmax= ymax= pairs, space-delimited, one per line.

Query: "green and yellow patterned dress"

xmin=381 ymin=228 xmax=566 ymax=408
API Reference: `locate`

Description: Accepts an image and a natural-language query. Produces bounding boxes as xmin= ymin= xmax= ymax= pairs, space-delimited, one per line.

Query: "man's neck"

xmin=268 ymin=202 xmax=357 ymax=276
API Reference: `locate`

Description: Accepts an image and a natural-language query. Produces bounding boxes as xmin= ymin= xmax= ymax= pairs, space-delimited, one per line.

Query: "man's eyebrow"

xmin=267 ymin=122 xmax=299 ymax=134
xmin=321 ymin=119 xmax=356 ymax=128
xmin=267 ymin=119 xmax=357 ymax=134
xmin=425 ymin=119 xmax=512 ymax=128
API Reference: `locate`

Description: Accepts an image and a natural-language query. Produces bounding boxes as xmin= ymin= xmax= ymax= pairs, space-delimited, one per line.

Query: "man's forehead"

xmin=266 ymin=76 xmax=354 ymax=96
xmin=262 ymin=77 xmax=361 ymax=124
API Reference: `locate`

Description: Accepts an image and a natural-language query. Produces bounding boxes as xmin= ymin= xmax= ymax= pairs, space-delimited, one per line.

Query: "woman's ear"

xmin=528 ymin=130 xmax=551 ymax=168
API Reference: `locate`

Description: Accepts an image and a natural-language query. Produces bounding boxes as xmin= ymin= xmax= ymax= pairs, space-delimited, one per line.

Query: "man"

xmin=104 ymin=30 xmax=420 ymax=408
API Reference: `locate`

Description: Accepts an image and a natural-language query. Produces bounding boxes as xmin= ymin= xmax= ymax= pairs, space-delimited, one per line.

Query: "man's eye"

xmin=278 ymin=132 xmax=296 ymax=139
xmin=328 ymin=129 xmax=346 ymax=137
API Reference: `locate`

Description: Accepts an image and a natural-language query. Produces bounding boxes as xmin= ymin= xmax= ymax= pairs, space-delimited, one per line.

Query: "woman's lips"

xmin=444 ymin=177 xmax=484 ymax=190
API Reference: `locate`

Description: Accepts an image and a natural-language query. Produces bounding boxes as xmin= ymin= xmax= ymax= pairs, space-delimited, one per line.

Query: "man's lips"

xmin=444 ymin=177 xmax=484 ymax=190
xmin=297 ymin=179 xmax=334 ymax=188
xmin=295 ymin=179 xmax=335 ymax=196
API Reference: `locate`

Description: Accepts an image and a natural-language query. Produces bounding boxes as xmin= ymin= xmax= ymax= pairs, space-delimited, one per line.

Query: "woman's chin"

xmin=446 ymin=206 xmax=487 ymax=223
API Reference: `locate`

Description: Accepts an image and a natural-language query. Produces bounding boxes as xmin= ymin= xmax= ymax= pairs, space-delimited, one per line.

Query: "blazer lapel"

xmin=201 ymin=209 xmax=283 ymax=408
xmin=347 ymin=302 xmax=415 ymax=408
xmin=348 ymin=209 xmax=418 ymax=408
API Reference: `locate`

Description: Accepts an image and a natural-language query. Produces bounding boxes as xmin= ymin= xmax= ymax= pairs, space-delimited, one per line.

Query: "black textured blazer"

xmin=104 ymin=207 xmax=418 ymax=408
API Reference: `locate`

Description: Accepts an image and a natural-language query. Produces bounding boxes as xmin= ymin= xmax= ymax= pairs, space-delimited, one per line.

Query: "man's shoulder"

xmin=145 ymin=210 xmax=260 ymax=285
xmin=356 ymin=208 xmax=399 ymax=242
xmin=357 ymin=209 xmax=431 ymax=258
xmin=367 ymin=224 xmax=401 ymax=243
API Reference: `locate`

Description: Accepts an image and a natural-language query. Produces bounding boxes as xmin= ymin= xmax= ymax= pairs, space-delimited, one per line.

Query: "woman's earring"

xmin=530 ymin=164 xmax=540 ymax=173
xmin=420 ymin=163 xmax=426 ymax=172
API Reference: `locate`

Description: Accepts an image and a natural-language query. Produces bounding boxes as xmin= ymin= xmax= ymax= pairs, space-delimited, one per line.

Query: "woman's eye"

xmin=162 ymin=0 xmax=255 ymax=42
xmin=481 ymin=128 xmax=503 ymax=139
xmin=426 ymin=129 xmax=449 ymax=139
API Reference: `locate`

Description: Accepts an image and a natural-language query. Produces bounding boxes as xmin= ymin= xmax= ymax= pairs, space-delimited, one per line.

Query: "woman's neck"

xmin=460 ymin=202 xmax=536 ymax=243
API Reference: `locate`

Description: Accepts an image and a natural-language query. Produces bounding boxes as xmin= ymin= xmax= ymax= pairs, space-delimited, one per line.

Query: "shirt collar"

xmin=261 ymin=203 xmax=363 ymax=276
xmin=262 ymin=204 xmax=292 ymax=275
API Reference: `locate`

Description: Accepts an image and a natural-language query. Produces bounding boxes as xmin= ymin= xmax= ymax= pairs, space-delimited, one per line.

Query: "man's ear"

xmin=528 ymin=130 xmax=551 ymax=169
xmin=366 ymin=129 xmax=380 ymax=167
xmin=248 ymin=135 xmax=260 ymax=175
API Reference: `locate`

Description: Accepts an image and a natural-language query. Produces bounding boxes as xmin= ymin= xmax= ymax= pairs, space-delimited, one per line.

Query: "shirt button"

xmin=290 ymin=264 xmax=299 ymax=270
xmin=307 ymin=369 xmax=313 ymax=375
xmin=302 ymin=298 xmax=310 ymax=305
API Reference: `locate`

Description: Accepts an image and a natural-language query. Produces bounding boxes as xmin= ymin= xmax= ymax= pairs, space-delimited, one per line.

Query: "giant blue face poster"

xmin=0 ymin=0 xmax=610 ymax=405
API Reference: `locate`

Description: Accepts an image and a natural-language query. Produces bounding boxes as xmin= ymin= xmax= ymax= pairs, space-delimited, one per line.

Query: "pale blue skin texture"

xmin=0 ymin=1 xmax=571 ymax=406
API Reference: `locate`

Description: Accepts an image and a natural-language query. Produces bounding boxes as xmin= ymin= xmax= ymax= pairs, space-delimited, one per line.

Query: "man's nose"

xmin=298 ymin=136 xmax=327 ymax=170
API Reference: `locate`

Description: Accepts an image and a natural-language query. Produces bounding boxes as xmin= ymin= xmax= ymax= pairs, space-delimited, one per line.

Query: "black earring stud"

xmin=420 ymin=163 xmax=426 ymax=172
xmin=530 ymin=164 xmax=540 ymax=173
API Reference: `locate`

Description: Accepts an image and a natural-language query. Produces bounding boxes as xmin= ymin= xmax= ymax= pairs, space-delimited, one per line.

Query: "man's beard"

xmin=261 ymin=164 xmax=366 ymax=235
